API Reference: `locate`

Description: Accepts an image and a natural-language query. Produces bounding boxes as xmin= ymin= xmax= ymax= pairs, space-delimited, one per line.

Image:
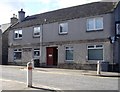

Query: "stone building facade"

xmin=8 ymin=2 xmax=120 ymax=72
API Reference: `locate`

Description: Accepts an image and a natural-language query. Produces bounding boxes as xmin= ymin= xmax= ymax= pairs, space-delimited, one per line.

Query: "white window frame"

xmin=13 ymin=49 xmax=22 ymax=60
xmin=33 ymin=27 xmax=41 ymax=37
xmin=33 ymin=48 xmax=40 ymax=59
xmin=87 ymin=17 xmax=103 ymax=31
xmin=65 ymin=47 xmax=74 ymax=61
xmin=59 ymin=22 xmax=68 ymax=34
xmin=87 ymin=45 xmax=104 ymax=60
xmin=14 ymin=30 xmax=22 ymax=39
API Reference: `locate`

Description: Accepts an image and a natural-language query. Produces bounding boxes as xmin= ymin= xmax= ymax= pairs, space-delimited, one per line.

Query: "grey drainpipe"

xmin=40 ymin=24 xmax=43 ymax=66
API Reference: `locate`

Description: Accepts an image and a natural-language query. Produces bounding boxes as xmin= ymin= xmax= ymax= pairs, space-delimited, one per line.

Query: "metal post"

xmin=97 ymin=61 xmax=101 ymax=75
xmin=27 ymin=62 xmax=32 ymax=87
xmin=31 ymin=59 xmax=34 ymax=69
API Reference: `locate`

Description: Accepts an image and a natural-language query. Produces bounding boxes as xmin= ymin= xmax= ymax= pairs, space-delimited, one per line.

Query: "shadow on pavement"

xmin=83 ymin=74 xmax=120 ymax=78
xmin=31 ymin=86 xmax=57 ymax=92
xmin=99 ymin=75 xmax=120 ymax=77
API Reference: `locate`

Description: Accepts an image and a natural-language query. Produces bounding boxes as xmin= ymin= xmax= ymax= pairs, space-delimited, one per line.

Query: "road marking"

xmin=0 ymin=78 xmax=25 ymax=84
xmin=0 ymin=78 xmax=61 ymax=90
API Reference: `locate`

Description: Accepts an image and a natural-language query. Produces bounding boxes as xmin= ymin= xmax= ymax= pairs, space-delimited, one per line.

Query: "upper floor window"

xmin=87 ymin=17 xmax=103 ymax=31
xmin=59 ymin=22 xmax=68 ymax=34
xmin=14 ymin=30 xmax=22 ymax=39
xmin=33 ymin=27 xmax=40 ymax=37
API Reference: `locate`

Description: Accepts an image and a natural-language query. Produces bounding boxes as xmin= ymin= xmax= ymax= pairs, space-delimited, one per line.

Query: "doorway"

xmin=46 ymin=47 xmax=58 ymax=66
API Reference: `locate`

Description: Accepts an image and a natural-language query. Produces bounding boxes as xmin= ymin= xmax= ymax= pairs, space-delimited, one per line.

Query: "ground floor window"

xmin=87 ymin=45 xmax=103 ymax=60
xmin=33 ymin=48 xmax=40 ymax=67
xmin=33 ymin=48 xmax=40 ymax=58
xmin=14 ymin=49 xmax=22 ymax=60
xmin=65 ymin=47 xmax=73 ymax=61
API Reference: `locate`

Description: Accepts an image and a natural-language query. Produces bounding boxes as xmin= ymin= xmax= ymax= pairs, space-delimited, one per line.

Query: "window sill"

xmin=59 ymin=32 xmax=68 ymax=35
xmin=65 ymin=60 xmax=74 ymax=62
xmin=86 ymin=29 xmax=103 ymax=32
xmin=14 ymin=38 xmax=22 ymax=40
xmin=33 ymin=36 xmax=40 ymax=38
xmin=33 ymin=58 xmax=40 ymax=60
xmin=87 ymin=60 xmax=104 ymax=63
xmin=14 ymin=59 xmax=22 ymax=62
xmin=33 ymin=57 xmax=40 ymax=59
xmin=87 ymin=60 xmax=105 ymax=65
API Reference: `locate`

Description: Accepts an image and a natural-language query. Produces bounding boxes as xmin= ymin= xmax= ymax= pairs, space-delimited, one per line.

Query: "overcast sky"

xmin=0 ymin=0 xmax=116 ymax=25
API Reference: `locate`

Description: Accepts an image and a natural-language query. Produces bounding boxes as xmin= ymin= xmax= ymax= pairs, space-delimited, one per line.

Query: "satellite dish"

xmin=9 ymin=43 xmax=12 ymax=46
xmin=109 ymin=36 xmax=115 ymax=44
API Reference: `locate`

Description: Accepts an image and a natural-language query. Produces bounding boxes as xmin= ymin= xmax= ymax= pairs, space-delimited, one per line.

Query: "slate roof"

xmin=11 ymin=2 xmax=117 ymax=29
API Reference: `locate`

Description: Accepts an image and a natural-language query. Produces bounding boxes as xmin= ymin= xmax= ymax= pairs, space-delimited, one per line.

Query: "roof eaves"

xmin=2 ymin=24 xmax=12 ymax=34
xmin=4 ymin=21 xmax=20 ymax=31
xmin=112 ymin=1 xmax=120 ymax=11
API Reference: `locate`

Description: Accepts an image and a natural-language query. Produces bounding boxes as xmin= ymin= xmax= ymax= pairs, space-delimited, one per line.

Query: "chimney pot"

xmin=10 ymin=14 xmax=18 ymax=24
xmin=13 ymin=14 xmax=16 ymax=18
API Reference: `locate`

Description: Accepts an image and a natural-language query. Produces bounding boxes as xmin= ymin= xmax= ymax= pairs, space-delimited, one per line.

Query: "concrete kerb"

xmin=83 ymin=72 xmax=120 ymax=77
xmin=2 ymin=65 xmax=120 ymax=77
xmin=31 ymin=67 xmax=120 ymax=78
xmin=1 ymin=65 xmax=26 ymax=69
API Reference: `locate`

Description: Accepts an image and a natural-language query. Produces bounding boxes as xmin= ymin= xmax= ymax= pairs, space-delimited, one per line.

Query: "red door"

xmin=46 ymin=47 xmax=58 ymax=66
xmin=47 ymin=47 xmax=54 ymax=65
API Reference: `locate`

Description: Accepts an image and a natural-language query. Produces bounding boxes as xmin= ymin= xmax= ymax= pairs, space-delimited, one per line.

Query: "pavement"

xmin=5 ymin=65 xmax=120 ymax=77
xmin=1 ymin=78 xmax=60 ymax=91
xmin=1 ymin=65 xmax=120 ymax=91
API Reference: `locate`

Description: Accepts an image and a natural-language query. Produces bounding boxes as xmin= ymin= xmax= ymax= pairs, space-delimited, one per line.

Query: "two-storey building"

xmin=8 ymin=2 xmax=120 ymax=71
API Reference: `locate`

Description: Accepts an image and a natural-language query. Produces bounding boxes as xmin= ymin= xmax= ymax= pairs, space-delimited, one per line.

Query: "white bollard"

xmin=97 ymin=61 xmax=101 ymax=75
xmin=27 ymin=62 xmax=32 ymax=87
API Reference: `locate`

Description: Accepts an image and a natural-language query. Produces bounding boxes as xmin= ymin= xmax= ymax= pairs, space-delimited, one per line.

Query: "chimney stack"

xmin=18 ymin=9 xmax=25 ymax=22
xmin=10 ymin=14 xmax=18 ymax=25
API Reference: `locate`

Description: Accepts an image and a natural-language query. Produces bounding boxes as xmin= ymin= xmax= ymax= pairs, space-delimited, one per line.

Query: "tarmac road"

xmin=1 ymin=65 xmax=119 ymax=90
